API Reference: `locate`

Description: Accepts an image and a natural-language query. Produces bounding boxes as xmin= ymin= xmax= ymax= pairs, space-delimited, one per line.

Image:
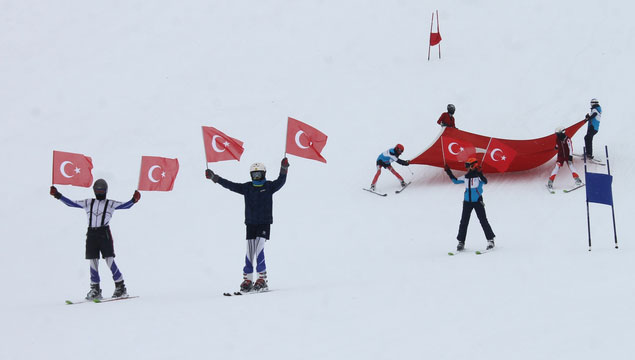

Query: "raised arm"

xmin=50 ymin=186 xmax=83 ymax=208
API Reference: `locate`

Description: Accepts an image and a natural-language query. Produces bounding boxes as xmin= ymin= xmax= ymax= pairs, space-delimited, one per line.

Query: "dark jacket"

xmin=217 ymin=172 xmax=287 ymax=225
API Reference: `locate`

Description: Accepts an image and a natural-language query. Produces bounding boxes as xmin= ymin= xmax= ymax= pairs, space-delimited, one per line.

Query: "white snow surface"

xmin=2 ymin=1 xmax=634 ymax=359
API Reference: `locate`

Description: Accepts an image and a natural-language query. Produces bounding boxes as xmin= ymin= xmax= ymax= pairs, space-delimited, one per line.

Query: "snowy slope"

xmin=1 ymin=1 xmax=634 ymax=359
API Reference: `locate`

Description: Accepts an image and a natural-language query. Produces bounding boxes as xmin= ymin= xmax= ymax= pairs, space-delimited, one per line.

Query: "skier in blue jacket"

xmin=205 ymin=158 xmax=288 ymax=293
xmin=584 ymin=98 xmax=602 ymax=160
xmin=444 ymin=158 xmax=496 ymax=251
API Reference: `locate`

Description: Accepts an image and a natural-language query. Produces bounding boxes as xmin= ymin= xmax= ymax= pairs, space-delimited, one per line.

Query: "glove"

xmin=404 ymin=160 xmax=410 ymax=166
xmin=585 ymin=114 xmax=590 ymax=120
xmin=50 ymin=186 xmax=61 ymax=199
xmin=205 ymin=169 xmax=219 ymax=183
xmin=132 ymin=190 xmax=141 ymax=203
xmin=568 ymin=155 xmax=573 ymax=162
xmin=281 ymin=157 xmax=289 ymax=174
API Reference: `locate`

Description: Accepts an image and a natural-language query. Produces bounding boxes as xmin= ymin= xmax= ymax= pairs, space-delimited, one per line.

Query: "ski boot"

xmin=112 ymin=280 xmax=128 ymax=298
xmin=547 ymin=179 xmax=554 ymax=190
xmin=486 ymin=239 xmax=495 ymax=250
xmin=370 ymin=184 xmax=376 ymax=191
xmin=456 ymin=241 xmax=465 ymax=251
xmin=85 ymin=283 xmax=103 ymax=301
xmin=253 ymin=278 xmax=268 ymax=292
xmin=400 ymin=180 xmax=407 ymax=187
xmin=240 ymin=279 xmax=253 ymax=293
xmin=574 ymin=177 xmax=583 ymax=186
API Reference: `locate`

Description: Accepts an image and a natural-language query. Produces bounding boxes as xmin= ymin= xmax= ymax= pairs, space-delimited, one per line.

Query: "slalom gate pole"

xmin=584 ymin=147 xmax=592 ymax=251
xmin=428 ymin=12 xmax=434 ymax=61
xmin=605 ymin=145 xmax=619 ymax=249
xmin=436 ymin=10 xmax=441 ymax=59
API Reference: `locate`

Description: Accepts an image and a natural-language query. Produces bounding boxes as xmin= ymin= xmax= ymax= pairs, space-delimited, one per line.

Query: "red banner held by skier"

xmin=285 ymin=117 xmax=328 ymax=163
xmin=138 ymin=156 xmax=179 ymax=191
xmin=52 ymin=150 xmax=94 ymax=187
xmin=411 ymin=119 xmax=587 ymax=173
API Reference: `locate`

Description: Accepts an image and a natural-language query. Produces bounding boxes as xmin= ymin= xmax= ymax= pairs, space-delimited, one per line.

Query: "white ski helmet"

xmin=250 ymin=163 xmax=266 ymax=173
xmin=249 ymin=162 xmax=266 ymax=181
xmin=590 ymin=98 xmax=599 ymax=106
xmin=555 ymin=126 xmax=565 ymax=134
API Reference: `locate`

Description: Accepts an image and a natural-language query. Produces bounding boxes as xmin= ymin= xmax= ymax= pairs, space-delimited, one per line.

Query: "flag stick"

xmin=605 ymin=145 xmax=618 ymax=249
xmin=584 ymin=147 xmax=592 ymax=251
xmin=427 ymin=12 xmax=434 ymax=61
xmin=481 ymin=137 xmax=493 ymax=167
xmin=440 ymin=136 xmax=447 ymax=166
xmin=436 ymin=10 xmax=441 ymax=59
xmin=201 ymin=127 xmax=209 ymax=170
xmin=52 ymin=151 xmax=55 ymax=185
xmin=284 ymin=117 xmax=289 ymax=158
xmin=137 ymin=157 xmax=143 ymax=191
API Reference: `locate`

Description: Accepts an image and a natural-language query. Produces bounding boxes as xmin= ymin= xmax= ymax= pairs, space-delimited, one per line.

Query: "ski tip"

xmin=92 ymin=299 xmax=102 ymax=303
xmin=448 ymin=252 xmax=455 ymax=256
xmin=475 ymin=251 xmax=483 ymax=255
xmin=65 ymin=300 xmax=73 ymax=305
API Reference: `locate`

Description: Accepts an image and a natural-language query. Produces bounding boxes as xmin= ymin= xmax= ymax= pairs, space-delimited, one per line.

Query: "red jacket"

xmin=555 ymin=135 xmax=573 ymax=164
xmin=437 ymin=112 xmax=455 ymax=128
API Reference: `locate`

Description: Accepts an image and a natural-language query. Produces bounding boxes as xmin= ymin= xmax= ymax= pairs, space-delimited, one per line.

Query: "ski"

xmin=572 ymin=154 xmax=606 ymax=165
xmin=395 ymin=182 xmax=412 ymax=194
xmin=362 ymin=188 xmax=387 ymax=197
xmin=65 ymin=296 xmax=138 ymax=305
xmin=223 ymin=289 xmax=270 ymax=296
xmin=475 ymin=250 xmax=491 ymax=255
xmin=545 ymin=184 xmax=555 ymax=194
xmin=563 ymin=184 xmax=585 ymax=193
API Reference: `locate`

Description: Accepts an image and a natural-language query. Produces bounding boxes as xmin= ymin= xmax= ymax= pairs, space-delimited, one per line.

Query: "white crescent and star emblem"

xmin=295 ymin=130 xmax=311 ymax=149
xmin=211 ymin=135 xmax=230 ymax=153
xmin=148 ymin=165 xmax=164 ymax=183
xmin=448 ymin=142 xmax=464 ymax=155
xmin=490 ymin=148 xmax=506 ymax=162
xmin=60 ymin=161 xmax=80 ymax=178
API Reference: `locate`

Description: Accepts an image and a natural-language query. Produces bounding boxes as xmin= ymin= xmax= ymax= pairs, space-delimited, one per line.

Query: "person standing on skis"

xmin=370 ymin=144 xmax=410 ymax=191
xmin=548 ymin=127 xmax=583 ymax=190
xmin=437 ymin=104 xmax=456 ymax=128
xmin=584 ymin=98 xmax=602 ymax=160
xmin=444 ymin=158 xmax=496 ymax=251
xmin=205 ymin=158 xmax=289 ymax=293
xmin=50 ymin=179 xmax=140 ymax=300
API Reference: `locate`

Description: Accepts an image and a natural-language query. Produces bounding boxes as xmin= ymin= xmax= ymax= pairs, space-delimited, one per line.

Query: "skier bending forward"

xmin=205 ymin=158 xmax=289 ymax=293
xmin=50 ymin=179 xmax=140 ymax=300
xmin=444 ymin=158 xmax=496 ymax=251
xmin=370 ymin=144 xmax=410 ymax=191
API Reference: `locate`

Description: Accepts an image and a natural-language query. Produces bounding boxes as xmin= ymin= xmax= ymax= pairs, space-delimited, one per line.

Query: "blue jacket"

xmin=588 ymin=105 xmax=602 ymax=131
xmin=448 ymin=170 xmax=487 ymax=202
xmin=217 ymin=172 xmax=287 ymax=225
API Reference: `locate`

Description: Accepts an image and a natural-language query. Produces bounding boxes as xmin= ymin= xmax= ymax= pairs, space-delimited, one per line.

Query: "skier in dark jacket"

xmin=445 ymin=158 xmax=496 ymax=252
xmin=548 ymin=127 xmax=583 ymax=190
xmin=205 ymin=158 xmax=288 ymax=293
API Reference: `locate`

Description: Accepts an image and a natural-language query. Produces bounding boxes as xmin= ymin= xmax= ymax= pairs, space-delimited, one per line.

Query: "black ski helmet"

xmin=93 ymin=179 xmax=108 ymax=199
xmin=447 ymin=104 xmax=456 ymax=115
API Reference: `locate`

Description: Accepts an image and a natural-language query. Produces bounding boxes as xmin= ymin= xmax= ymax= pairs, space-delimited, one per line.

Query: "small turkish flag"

xmin=138 ymin=156 xmax=179 ymax=191
xmin=52 ymin=150 xmax=94 ymax=187
xmin=202 ymin=126 xmax=244 ymax=163
xmin=441 ymin=136 xmax=476 ymax=163
xmin=285 ymin=117 xmax=328 ymax=163
xmin=482 ymin=138 xmax=517 ymax=172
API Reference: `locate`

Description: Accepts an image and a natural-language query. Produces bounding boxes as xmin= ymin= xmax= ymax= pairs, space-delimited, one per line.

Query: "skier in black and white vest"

xmin=205 ymin=158 xmax=288 ymax=293
xmin=50 ymin=179 xmax=140 ymax=300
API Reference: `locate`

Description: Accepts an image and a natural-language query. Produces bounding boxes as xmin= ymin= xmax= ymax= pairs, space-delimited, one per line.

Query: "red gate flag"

xmin=286 ymin=117 xmax=328 ymax=163
xmin=138 ymin=156 xmax=179 ymax=191
xmin=430 ymin=32 xmax=442 ymax=46
xmin=481 ymin=138 xmax=517 ymax=172
xmin=202 ymin=126 xmax=244 ymax=163
xmin=52 ymin=150 xmax=94 ymax=187
xmin=441 ymin=135 xmax=476 ymax=164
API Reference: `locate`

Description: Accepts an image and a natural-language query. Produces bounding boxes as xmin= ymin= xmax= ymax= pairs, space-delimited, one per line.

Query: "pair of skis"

xmin=448 ymin=249 xmax=493 ymax=256
xmin=65 ymin=295 xmax=138 ymax=305
xmin=546 ymin=183 xmax=585 ymax=194
xmin=363 ymin=182 xmax=411 ymax=197
xmin=223 ymin=289 xmax=270 ymax=297
xmin=572 ymin=154 xmax=606 ymax=166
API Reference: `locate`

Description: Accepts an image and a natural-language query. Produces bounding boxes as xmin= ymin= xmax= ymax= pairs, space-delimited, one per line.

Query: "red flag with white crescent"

xmin=482 ymin=138 xmax=517 ymax=172
xmin=201 ymin=126 xmax=244 ymax=163
xmin=138 ymin=156 xmax=179 ymax=191
xmin=285 ymin=117 xmax=328 ymax=163
xmin=52 ymin=150 xmax=94 ymax=187
xmin=441 ymin=136 xmax=476 ymax=163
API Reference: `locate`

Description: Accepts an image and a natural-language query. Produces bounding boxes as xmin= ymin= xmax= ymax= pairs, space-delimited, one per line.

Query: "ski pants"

xmin=243 ymin=224 xmax=269 ymax=280
xmin=371 ymin=165 xmax=403 ymax=186
xmin=89 ymin=257 xmax=123 ymax=285
xmin=585 ymin=126 xmax=598 ymax=158
xmin=550 ymin=160 xmax=579 ymax=181
xmin=457 ymin=200 xmax=495 ymax=243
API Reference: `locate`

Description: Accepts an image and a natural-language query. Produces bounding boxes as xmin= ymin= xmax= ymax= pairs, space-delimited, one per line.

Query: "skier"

xmin=437 ymin=104 xmax=456 ymax=128
xmin=584 ymin=98 xmax=602 ymax=160
xmin=370 ymin=144 xmax=410 ymax=191
xmin=444 ymin=158 xmax=496 ymax=251
xmin=50 ymin=179 xmax=140 ymax=300
xmin=205 ymin=158 xmax=289 ymax=293
xmin=548 ymin=127 xmax=583 ymax=190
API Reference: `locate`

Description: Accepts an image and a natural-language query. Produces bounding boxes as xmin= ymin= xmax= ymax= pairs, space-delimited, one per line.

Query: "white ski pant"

xmin=243 ymin=237 xmax=266 ymax=280
xmin=550 ymin=160 xmax=579 ymax=181
xmin=89 ymin=257 xmax=123 ymax=284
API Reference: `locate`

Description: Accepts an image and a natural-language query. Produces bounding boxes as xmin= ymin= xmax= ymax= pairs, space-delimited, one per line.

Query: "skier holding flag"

xmin=205 ymin=158 xmax=289 ymax=293
xmin=50 ymin=180 xmax=140 ymax=300
xmin=444 ymin=158 xmax=496 ymax=252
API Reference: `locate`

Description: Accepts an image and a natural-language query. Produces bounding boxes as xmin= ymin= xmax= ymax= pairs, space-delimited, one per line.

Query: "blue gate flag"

xmin=586 ymin=172 xmax=613 ymax=206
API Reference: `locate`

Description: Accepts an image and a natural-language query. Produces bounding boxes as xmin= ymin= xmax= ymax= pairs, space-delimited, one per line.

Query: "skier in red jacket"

xmin=547 ymin=127 xmax=583 ymax=190
xmin=437 ymin=104 xmax=456 ymax=128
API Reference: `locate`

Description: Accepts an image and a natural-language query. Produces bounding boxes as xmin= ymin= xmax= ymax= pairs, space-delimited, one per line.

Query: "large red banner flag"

xmin=52 ymin=150 xmax=94 ymax=187
xmin=481 ymin=138 xmax=517 ymax=172
xmin=138 ymin=156 xmax=179 ymax=191
xmin=286 ymin=117 xmax=328 ymax=163
xmin=201 ymin=126 xmax=244 ymax=163
xmin=441 ymin=135 xmax=476 ymax=164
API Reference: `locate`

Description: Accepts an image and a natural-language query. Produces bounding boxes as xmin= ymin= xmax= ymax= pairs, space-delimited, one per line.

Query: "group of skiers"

xmin=49 ymin=99 xmax=601 ymax=300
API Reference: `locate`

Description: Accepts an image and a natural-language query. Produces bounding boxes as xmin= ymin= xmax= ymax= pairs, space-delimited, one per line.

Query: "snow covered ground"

xmin=1 ymin=1 xmax=634 ymax=359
